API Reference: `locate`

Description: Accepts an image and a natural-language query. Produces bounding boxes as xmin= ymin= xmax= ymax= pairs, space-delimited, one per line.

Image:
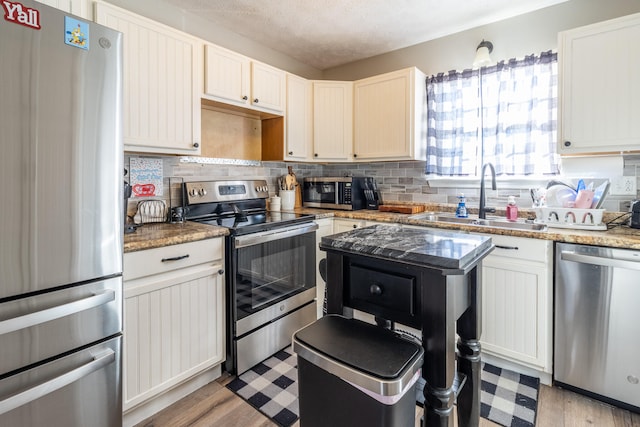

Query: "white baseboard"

xmin=123 ymin=364 xmax=222 ymax=427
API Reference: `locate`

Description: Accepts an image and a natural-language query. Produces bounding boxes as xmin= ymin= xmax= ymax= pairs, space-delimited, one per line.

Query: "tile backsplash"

xmin=125 ymin=155 xmax=640 ymax=217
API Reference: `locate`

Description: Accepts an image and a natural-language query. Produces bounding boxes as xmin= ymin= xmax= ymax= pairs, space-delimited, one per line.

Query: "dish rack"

xmin=533 ymin=207 xmax=606 ymax=230
xmin=133 ymin=199 xmax=167 ymax=224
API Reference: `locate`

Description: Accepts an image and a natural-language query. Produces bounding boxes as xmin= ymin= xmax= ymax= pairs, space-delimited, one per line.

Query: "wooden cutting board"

xmin=378 ymin=205 xmax=425 ymax=214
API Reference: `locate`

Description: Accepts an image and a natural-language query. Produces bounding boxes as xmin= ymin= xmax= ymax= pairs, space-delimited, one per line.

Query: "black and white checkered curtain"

xmin=426 ymin=51 xmax=560 ymax=176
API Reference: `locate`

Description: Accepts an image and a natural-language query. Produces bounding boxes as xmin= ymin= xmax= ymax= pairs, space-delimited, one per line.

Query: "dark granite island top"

xmin=321 ymin=224 xmax=494 ymax=427
xmin=320 ymin=224 xmax=493 ymax=272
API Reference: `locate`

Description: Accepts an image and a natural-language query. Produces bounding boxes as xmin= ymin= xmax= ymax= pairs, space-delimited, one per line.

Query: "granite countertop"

xmin=320 ymin=223 xmax=493 ymax=271
xmin=123 ymin=203 xmax=640 ymax=254
xmin=290 ymin=204 xmax=640 ymax=250
xmin=124 ymin=221 xmax=228 ymax=253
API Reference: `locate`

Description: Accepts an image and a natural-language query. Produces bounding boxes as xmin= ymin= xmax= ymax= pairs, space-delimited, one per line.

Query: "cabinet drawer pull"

xmin=495 ymin=245 xmax=519 ymax=250
xmin=161 ymin=254 xmax=190 ymax=262
xmin=369 ymin=283 xmax=383 ymax=295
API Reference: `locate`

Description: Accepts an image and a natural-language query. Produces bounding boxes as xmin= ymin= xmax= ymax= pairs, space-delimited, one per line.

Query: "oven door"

xmin=232 ymin=222 xmax=317 ymax=333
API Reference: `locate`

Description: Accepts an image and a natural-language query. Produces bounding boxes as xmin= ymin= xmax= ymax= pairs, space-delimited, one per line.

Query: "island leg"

xmin=421 ymin=274 xmax=457 ymax=427
xmin=456 ymin=267 xmax=482 ymax=427
xmin=324 ymin=252 xmax=345 ymax=315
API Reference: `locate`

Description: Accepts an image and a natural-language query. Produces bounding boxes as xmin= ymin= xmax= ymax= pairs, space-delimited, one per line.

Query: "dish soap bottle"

xmin=506 ymin=196 xmax=518 ymax=221
xmin=456 ymin=193 xmax=468 ymax=218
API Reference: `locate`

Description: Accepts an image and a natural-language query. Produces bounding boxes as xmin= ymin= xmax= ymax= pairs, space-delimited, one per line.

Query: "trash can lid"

xmin=294 ymin=315 xmax=423 ymax=380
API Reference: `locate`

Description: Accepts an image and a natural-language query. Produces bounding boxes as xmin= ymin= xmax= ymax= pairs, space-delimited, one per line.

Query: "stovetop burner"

xmin=181 ymin=179 xmax=314 ymax=234
xmin=196 ymin=211 xmax=314 ymax=234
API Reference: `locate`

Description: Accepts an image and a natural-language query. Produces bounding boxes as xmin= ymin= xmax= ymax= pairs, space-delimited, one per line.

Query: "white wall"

xmin=322 ymin=0 xmax=640 ymax=80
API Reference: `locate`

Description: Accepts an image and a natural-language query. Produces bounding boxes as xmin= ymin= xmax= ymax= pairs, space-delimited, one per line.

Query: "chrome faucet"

xmin=479 ymin=162 xmax=497 ymax=219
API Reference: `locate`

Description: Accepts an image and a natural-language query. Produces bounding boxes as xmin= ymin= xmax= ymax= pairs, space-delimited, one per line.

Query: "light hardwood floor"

xmin=135 ymin=375 xmax=640 ymax=427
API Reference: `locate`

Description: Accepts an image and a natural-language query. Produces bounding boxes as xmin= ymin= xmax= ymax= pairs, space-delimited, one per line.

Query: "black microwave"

xmin=302 ymin=177 xmax=379 ymax=210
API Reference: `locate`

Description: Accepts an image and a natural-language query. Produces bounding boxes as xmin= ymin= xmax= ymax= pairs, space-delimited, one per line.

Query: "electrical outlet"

xmin=610 ymin=176 xmax=637 ymax=196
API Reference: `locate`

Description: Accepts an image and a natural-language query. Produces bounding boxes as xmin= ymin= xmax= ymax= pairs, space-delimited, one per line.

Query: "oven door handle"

xmin=234 ymin=223 xmax=318 ymax=248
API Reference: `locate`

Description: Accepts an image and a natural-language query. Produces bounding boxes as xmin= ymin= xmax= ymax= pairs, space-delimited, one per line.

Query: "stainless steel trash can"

xmin=293 ymin=315 xmax=424 ymax=427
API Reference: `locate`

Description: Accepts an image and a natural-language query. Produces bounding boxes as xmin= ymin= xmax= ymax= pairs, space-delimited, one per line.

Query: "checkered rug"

xmin=481 ymin=363 xmax=539 ymax=427
xmin=226 ymin=347 xmax=298 ymax=427
xmin=226 ymin=347 xmax=539 ymax=427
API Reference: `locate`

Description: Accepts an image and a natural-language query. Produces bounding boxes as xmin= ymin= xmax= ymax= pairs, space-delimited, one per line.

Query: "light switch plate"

xmin=610 ymin=176 xmax=637 ymax=196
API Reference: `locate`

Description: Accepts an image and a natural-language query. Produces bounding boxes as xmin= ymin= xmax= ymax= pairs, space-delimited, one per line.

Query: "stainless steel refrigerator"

xmin=0 ymin=1 xmax=123 ymax=425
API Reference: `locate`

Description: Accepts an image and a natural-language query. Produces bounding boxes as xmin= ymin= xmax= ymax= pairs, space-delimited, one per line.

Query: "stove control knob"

xmin=190 ymin=188 xmax=198 ymax=197
xmin=198 ymin=189 xmax=207 ymax=197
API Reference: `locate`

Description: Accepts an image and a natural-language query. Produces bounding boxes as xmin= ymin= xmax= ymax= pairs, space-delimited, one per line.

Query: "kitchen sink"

xmin=407 ymin=212 xmax=548 ymax=232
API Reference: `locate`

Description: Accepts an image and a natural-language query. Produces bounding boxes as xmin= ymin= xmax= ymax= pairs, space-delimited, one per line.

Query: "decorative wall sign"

xmin=129 ymin=158 xmax=163 ymax=198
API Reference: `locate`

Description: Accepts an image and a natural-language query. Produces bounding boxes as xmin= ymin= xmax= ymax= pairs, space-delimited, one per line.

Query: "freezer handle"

xmin=0 ymin=290 xmax=116 ymax=336
xmin=0 ymin=348 xmax=115 ymax=415
xmin=560 ymin=251 xmax=640 ymax=271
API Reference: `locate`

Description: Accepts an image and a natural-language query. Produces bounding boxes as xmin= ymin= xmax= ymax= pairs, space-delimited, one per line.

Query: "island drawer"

xmin=347 ymin=263 xmax=418 ymax=324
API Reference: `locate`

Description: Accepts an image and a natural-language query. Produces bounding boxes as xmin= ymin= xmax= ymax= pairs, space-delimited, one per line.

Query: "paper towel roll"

xmin=561 ymin=155 xmax=623 ymax=178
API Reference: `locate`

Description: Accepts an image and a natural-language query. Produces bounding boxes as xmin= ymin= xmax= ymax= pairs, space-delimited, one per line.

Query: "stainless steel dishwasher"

xmin=555 ymin=242 xmax=640 ymax=411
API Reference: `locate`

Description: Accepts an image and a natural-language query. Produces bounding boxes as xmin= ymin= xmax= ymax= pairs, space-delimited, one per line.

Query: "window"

xmin=425 ymin=51 xmax=560 ymax=177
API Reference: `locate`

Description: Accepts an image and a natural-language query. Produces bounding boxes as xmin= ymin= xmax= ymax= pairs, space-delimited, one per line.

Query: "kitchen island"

xmin=320 ymin=224 xmax=493 ymax=427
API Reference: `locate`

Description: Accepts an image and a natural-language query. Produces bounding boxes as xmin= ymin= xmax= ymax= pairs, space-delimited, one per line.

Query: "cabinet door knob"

xmin=314 ymin=153 xmax=318 ymax=157
xmin=369 ymin=283 xmax=383 ymax=295
xmin=352 ymin=224 xmax=358 ymax=228
xmin=254 ymin=98 xmax=259 ymax=103
xmin=242 ymin=95 xmax=248 ymax=100
xmin=564 ymin=141 xmax=571 ymax=147
xmin=353 ymin=153 xmax=357 ymax=158
xmin=288 ymin=151 xmax=293 ymax=155
xmin=218 ymin=269 xmax=225 ymax=275
xmin=193 ymin=142 xmax=199 ymax=148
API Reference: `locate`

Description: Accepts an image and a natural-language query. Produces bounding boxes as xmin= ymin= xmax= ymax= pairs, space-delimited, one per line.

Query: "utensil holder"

xmin=280 ymin=190 xmax=295 ymax=210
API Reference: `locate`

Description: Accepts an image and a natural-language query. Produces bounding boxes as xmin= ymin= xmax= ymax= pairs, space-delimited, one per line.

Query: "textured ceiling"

xmin=162 ymin=0 xmax=567 ymax=70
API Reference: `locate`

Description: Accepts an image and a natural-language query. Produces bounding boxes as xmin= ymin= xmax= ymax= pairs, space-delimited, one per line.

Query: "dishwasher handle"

xmin=560 ymin=250 xmax=640 ymax=271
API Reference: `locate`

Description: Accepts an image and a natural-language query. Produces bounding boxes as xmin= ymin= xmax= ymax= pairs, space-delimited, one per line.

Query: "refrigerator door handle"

xmin=560 ymin=251 xmax=640 ymax=271
xmin=0 ymin=290 xmax=116 ymax=336
xmin=0 ymin=349 xmax=116 ymax=415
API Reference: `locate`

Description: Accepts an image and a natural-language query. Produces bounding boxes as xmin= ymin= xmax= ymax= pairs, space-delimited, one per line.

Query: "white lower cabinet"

xmin=122 ymin=238 xmax=225 ymax=420
xmin=332 ymin=218 xmax=368 ymax=233
xmin=475 ymin=233 xmax=553 ymax=381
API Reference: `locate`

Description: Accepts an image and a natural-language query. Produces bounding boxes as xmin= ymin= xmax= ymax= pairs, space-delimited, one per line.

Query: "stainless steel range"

xmin=183 ymin=180 xmax=318 ymax=374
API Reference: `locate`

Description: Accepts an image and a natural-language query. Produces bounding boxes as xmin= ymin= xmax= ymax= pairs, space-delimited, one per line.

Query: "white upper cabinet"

xmin=251 ymin=61 xmax=286 ymax=112
xmin=95 ymin=2 xmax=202 ymax=155
xmin=204 ymin=44 xmax=285 ymax=114
xmin=203 ymin=44 xmax=250 ymax=107
xmin=559 ymin=13 xmax=640 ymax=154
xmin=285 ymin=74 xmax=313 ymax=161
xmin=354 ymin=67 xmax=427 ymax=161
xmin=313 ymin=81 xmax=353 ymax=162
